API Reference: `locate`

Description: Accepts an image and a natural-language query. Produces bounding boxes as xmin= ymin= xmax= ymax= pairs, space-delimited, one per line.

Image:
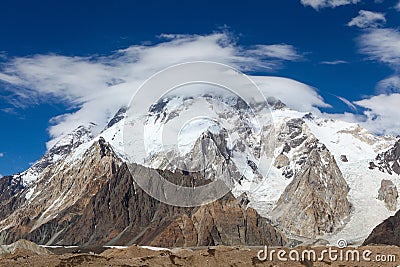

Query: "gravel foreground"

xmin=0 ymin=244 xmax=399 ymax=267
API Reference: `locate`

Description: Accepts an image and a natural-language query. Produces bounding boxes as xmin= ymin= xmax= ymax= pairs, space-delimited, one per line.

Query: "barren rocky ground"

xmin=1 ymin=244 xmax=400 ymax=267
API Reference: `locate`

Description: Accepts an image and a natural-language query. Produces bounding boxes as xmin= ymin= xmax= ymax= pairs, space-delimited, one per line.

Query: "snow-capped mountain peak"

xmin=16 ymin=123 xmax=96 ymax=186
xmin=3 ymin=92 xmax=399 ymax=247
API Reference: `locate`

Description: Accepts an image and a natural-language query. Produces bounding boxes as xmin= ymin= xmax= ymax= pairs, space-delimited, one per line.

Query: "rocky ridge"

xmin=0 ymin=138 xmax=287 ymax=247
xmin=370 ymin=139 xmax=400 ymax=175
xmin=270 ymin=138 xmax=351 ymax=238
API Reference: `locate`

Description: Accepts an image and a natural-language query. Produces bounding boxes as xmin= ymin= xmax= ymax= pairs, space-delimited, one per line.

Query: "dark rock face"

xmin=104 ymin=107 xmax=127 ymax=130
xmin=0 ymin=140 xmax=287 ymax=247
xmin=340 ymin=155 xmax=348 ymax=162
xmin=363 ymin=210 xmax=400 ymax=246
xmin=0 ymin=176 xmax=25 ymax=220
xmin=147 ymin=193 xmax=286 ymax=247
xmin=285 ymin=118 xmax=305 ymax=140
xmin=275 ymin=118 xmax=309 ymax=179
xmin=370 ymin=139 xmax=400 ymax=175
xmin=0 ymin=176 xmax=24 ymax=203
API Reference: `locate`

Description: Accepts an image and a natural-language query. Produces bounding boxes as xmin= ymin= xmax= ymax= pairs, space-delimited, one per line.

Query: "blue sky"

xmin=1 ymin=0 xmax=400 ymax=176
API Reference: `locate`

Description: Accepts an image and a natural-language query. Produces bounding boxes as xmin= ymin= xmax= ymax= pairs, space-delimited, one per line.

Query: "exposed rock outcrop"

xmin=147 ymin=129 xmax=241 ymax=187
xmin=0 ymin=176 xmax=24 ymax=204
xmin=146 ymin=193 xmax=286 ymax=247
xmin=370 ymin=139 xmax=400 ymax=175
xmin=340 ymin=155 xmax=348 ymax=162
xmin=377 ymin=179 xmax=398 ymax=211
xmin=104 ymin=106 xmax=127 ymax=130
xmin=274 ymin=118 xmax=310 ymax=179
xmin=274 ymin=153 xmax=290 ymax=169
xmin=270 ymin=140 xmax=351 ymax=238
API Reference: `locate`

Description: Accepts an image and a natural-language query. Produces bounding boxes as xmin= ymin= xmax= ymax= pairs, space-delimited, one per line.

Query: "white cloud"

xmin=354 ymin=94 xmax=400 ymax=135
xmin=246 ymin=44 xmax=302 ymax=61
xmin=336 ymin=95 xmax=358 ymax=111
xmin=251 ymin=76 xmax=330 ymax=114
xmin=0 ymin=153 xmax=4 ymax=157
xmin=320 ymin=60 xmax=348 ymax=65
xmin=348 ymin=10 xmax=386 ymax=29
xmin=0 ymin=33 xmax=308 ymax=149
xmin=396 ymin=1 xmax=400 ymax=11
xmin=356 ymin=27 xmax=400 ymax=135
xmin=376 ymin=75 xmax=400 ymax=94
xmin=358 ymin=28 xmax=400 ymax=66
xmin=1 ymin=32 xmax=399 ymax=148
xmin=326 ymin=93 xmax=400 ymax=136
xmin=300 ymin=0 xmax=360 ymax=10
xmin=0 ymin=73 xmax=23 ymax=84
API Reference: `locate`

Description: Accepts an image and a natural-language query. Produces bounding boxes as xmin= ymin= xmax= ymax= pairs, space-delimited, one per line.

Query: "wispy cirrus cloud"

xmin=300 ymin=0 xmax=360 ymax=10
xmin=336 ymin=95 xmax=358 ymax=111
xmin=348 ymin=10 xmax=386 ymax=29
xmin=1 ymin=107 xmax=17 ymax=115
xmin=246 ymin=44 xmax=302 ymax=61
xmin=320 ymin=60 xmax=348 ymax=65
xmin=357 ymin=28 xmax=400 ymax=66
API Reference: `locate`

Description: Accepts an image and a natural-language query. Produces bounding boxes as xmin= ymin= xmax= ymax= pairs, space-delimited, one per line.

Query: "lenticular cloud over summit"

xmin=0 ymin=33 xmax=321 ymax=148
xmin=0 ymin=32 xmax=399 ymax=149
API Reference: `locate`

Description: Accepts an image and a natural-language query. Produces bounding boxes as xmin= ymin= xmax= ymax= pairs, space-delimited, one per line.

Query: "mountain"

xmin=0 ymin=137 xmax=286 ymax=247
xmin=0 ymin=93 xmax=399 ymax=247
xmin=12 ymin=123 xmax=96 ymax=187
xmin=0 ymin=123 xmax=95 ymax=208
xmin=96 ymin=97 xmax=396 ymax=246
xmin=270 ymin=138 xmax=351 ymax=238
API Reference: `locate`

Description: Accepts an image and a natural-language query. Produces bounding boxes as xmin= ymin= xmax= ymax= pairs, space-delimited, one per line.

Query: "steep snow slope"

xmin=299 ymin=114 xmax=398 ymax=244
xmin=323 ymin=163 xmax=399 ymax=245
xmin=16 ymin=123 xmax=96 ymax=186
